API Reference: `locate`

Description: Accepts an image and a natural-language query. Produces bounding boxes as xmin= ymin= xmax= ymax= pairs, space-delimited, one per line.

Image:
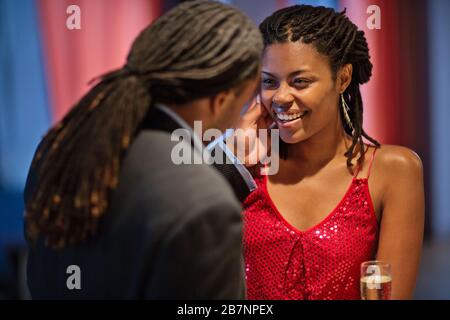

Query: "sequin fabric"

xmin=243 ymin=159 xmax=379 ymax=300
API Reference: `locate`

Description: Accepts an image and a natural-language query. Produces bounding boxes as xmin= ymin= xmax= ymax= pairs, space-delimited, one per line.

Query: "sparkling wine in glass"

xmin=360 ymin=260 xmax=392 ymax=300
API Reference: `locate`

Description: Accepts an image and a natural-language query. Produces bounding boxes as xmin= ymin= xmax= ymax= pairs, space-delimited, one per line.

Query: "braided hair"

xmin=25 ymin=0 xmax=263 ymax=249
xmin=259 ymin=5 xmax=380 ymax=166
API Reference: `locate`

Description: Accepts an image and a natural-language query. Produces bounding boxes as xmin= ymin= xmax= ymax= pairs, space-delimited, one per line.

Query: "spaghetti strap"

xmin=366 ymin=147 xmax=377 ymax=179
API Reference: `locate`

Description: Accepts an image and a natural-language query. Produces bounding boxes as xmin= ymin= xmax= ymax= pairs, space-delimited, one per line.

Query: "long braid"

xmin=260 ymin=5 xmax=380 ymax=166
xmin=25 ymin=0 xmax=263 ymax=249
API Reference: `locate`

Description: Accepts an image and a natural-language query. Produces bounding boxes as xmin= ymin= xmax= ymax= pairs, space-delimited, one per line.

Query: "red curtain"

xmin=340 ymin=0 xmax=429 ymax=147
xmin=340 ymin=0 xmax=396 ymax=144
xmin=38 ymin=0 xmax=162 ymax=122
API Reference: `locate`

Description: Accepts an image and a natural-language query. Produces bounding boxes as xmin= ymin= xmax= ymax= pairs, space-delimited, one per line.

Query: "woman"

xmin=241 ymin=5 xmax=424 ymax=300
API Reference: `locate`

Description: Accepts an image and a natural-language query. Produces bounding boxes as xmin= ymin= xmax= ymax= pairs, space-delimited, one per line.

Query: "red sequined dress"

xmin=243 ymin=148 xmax=379 ymax=300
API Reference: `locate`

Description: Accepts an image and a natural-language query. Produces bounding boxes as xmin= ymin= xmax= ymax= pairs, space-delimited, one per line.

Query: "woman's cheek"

xmin=260 ymin=90 xmax=273 ymax=106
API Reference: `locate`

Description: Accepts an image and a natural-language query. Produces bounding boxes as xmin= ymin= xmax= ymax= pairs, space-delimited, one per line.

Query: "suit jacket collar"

xmin=141 ymin=104 xmax=208 ymax=158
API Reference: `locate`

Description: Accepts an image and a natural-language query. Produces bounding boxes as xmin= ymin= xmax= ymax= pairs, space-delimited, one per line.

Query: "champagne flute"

xmin=360 ymin=260 xmax=392 ymax=300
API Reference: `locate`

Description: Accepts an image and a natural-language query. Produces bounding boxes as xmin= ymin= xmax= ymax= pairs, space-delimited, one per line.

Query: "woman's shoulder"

xmin=359 ymin=144 xmax=424 ymax=215
xmin=372 ymin=144 xmax=423 ymax=172
xmin=363 ymin=144 xmax=424 ymax=193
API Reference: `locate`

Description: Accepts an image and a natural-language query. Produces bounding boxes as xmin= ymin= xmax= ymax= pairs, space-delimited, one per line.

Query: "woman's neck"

xmin=284 ymin=120 xmax=353 ymax=174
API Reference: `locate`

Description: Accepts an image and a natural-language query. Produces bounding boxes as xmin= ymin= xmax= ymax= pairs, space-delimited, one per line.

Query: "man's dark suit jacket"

xmin=25 ymin=107 xmax=253 ymax=299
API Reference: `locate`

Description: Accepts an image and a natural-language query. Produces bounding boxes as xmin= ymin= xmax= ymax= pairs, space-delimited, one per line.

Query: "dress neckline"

xmin=262 ymin=173 xmax=368 ymax=235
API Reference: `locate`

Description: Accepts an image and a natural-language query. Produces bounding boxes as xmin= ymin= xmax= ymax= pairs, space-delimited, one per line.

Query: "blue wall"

xmin=0 ymin=0 xmax=50 ymax=277
xmin=428 ymin=0 xmax=450 ymax=239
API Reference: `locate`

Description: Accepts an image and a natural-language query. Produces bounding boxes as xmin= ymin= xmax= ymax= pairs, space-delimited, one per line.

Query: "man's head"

xmin=127 ymin=0 xmax=262 ymax=132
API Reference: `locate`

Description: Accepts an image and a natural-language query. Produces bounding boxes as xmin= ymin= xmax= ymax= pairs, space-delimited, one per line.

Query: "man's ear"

xmin=209 ymin=89 xmax=235 ymax=115
xmin=337 ymin=63 xmax=353 ymax=93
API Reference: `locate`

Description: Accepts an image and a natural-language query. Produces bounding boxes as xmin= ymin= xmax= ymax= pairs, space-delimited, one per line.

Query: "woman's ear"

xmin=338 ymin=63 xmax=353 ymax=93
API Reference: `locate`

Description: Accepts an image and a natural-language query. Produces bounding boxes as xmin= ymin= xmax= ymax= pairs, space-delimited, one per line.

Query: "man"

xmin=24 ymin=0 xmax=262 ymax=299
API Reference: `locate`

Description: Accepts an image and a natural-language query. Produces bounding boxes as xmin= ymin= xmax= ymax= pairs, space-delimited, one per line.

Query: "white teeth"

xmin=276 ymin=112 xmax=305 ymax=121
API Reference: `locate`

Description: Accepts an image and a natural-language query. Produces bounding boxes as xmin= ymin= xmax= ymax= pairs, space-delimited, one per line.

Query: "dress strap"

xmin=366 ymin=147 xmax=378 ymax=179
xmin=352 ymin=146 xmax=378 ymax=179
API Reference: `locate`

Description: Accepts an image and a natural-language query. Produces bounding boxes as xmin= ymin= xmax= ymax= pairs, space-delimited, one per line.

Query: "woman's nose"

xmin=272 ymin=84 xmax=294 ymax=107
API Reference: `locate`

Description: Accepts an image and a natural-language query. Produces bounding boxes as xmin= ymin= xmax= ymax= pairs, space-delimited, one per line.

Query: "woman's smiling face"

xmin=261 ymin=41 xmax=344 ymax=144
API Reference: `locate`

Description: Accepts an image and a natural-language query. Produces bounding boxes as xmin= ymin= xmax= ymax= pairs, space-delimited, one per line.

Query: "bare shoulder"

xmin=368 ymin=144 xmax=424 ymax=211
xmin=374 ymin=144 xmax=423 ymax=175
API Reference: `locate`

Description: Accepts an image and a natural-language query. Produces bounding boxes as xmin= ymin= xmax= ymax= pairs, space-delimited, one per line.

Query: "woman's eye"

xmin=293 ymin=78 xmax=310 ymax=85
xmin=262 ymin=78 xmax=275 ymax=85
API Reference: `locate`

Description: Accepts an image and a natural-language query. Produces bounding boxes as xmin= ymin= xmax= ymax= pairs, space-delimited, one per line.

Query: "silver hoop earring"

xmin=341 ymin=93 xmax=353 ymax=132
